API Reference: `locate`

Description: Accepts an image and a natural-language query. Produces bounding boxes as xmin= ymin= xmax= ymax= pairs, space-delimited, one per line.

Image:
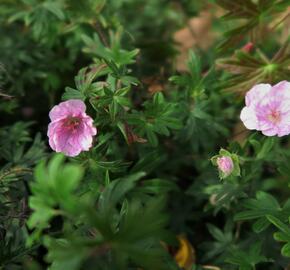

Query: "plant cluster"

xmin=0 ymin=0 xmax=289 ymax=270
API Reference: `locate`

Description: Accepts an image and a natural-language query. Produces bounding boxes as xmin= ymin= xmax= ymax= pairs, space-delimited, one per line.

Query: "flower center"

xmin=267 ymin=110 xmax=281 ymax=124
xmin=63 ymin=116 xmax=81 ymax=130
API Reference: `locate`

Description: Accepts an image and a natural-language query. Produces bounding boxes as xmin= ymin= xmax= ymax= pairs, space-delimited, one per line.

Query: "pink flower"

xmin=47 ymin=99 xmax=97 ymax=157
xmin=216 ymin=156 xmax=234 ymax=176
xmin=240 ymin=81 xmax=290 ymax=137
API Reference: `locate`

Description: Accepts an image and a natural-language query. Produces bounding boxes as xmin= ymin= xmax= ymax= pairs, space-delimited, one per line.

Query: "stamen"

xmin=63 ymin=116 xmax=81 ymax=130
xmin=267 ymin=110 xmax=281 ymax=124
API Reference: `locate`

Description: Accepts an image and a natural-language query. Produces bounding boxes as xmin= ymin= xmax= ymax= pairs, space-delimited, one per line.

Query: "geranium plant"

xmin=0 ymin=1 xmax=289 ymax=270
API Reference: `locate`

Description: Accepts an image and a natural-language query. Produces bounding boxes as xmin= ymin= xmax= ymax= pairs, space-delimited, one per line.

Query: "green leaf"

xmin=99 ymin=172 xmax=146 ymax=211
xmin=44 ymin=238 xmax=88 ymax=270
xmin=136 ymin=178 xmax=179 ymax=194
xmin=146 ymin=127 xmax=158 ymax=147
xmin=235 ymin=192 xmax=281 ymax=224
xmin=62 ymin=87 xmax=85 ymax=101
xmin=253 ymin=217 xmax=271 ymax=233
xmin=207 ymin=224 xmax=227 ymax=242
xmin=42 ymin=2 xmax=65 ymax=20
xmin=257 ymin=137 xmax=276 ymax=159
xmin=27 ymin=154 xmax=84 ymax=235
xmin=267 ymin=215 xmax=290 ymax=239
xmin=267 ymin=215 xmax=290 ymax=257
xmin=281 ymin=242 xmax=290 ymax=257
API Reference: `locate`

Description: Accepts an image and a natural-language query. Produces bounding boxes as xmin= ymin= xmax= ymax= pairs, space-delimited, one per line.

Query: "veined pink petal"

xmin=245 ymin=84 xmax=271 ymax=107
xmin=49 ymin=99 xmax=86 ymax=121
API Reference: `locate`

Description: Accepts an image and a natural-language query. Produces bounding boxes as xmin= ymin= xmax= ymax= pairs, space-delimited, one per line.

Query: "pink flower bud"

xmin=242 ymin=42 xmax=254 ymax=53
xmin=216 ymin=156 xmax=234 ymax=176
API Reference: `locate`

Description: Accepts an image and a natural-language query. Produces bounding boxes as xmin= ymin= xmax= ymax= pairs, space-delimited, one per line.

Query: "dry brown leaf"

xmin=142 ymin=76 xmax=165 ymax=95
xmin=173 ymin=9 xmax=217 ymax=71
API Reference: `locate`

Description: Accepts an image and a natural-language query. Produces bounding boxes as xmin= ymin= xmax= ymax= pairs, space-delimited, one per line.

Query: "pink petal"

xmin=245 ymin=84 xmax=271 ymax=107
xmin=261 ymin=128 xmax=277 ymax=136
xmin=272 ymin=80 xmax=290 ymax=93
xmin=240 ymin=107 xmax=258 ymax=130
xmin=277 ymin=127 xmax=290 ymax=137
xmin=49 ymin=100 xmax=86 ymax=121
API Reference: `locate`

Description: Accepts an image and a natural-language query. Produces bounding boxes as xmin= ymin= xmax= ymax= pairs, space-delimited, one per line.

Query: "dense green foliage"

xmin=0 ymin=0 xmax=289 ymax=269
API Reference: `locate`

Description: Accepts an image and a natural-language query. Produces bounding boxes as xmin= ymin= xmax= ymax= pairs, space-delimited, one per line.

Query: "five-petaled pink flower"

xmin=216 ymin=156 xmax=234 ymax=176
xmin=47 ymin=99 xmax=97 ymax=157
xmin=240 ymin=81 xmax=290 ymax=137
